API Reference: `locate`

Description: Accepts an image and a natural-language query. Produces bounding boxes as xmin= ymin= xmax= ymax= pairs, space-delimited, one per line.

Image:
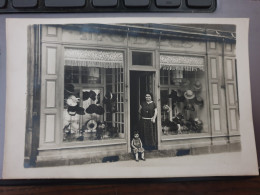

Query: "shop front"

xmin=25 ymin=24 xmax=240 ymax=167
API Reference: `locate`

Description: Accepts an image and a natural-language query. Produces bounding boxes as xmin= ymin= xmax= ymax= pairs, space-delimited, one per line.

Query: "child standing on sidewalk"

xmin=131 ymin=131 xmax=145 ymax=162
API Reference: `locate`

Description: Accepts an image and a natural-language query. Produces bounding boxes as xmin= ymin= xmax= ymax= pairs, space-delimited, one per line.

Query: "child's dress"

xmin=131 ymin=138 xmax=145 ymax=154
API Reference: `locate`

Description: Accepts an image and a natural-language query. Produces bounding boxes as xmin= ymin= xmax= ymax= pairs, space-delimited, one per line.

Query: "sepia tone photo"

xmin=24 ymin=23 xmax=240 ymax=168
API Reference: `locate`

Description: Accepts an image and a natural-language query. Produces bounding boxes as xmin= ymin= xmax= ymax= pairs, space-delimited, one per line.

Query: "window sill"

xmin=38 ymin=139 xmax=127 ymax=151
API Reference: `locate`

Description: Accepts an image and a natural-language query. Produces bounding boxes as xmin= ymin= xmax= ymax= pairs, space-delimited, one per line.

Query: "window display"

xmin=160 ymin=54 xmax=207 ymax=136
xmin=63 ymin=49 xmax=125 ymax=142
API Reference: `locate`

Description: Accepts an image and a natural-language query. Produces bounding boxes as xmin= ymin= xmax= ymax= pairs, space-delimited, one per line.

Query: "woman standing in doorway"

xmin=139 ymin=92 xmax=158 ymax=151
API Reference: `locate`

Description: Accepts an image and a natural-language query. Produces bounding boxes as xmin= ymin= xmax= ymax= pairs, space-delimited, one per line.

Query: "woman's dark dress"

xmin=140 ymin=101 xmax=157 ymax=150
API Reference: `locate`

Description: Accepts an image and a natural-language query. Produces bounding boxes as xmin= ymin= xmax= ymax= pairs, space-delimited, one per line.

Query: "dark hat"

xmin=76 ymin=106 xmax=85 ymax=115
xmin=194 ymin=96 xmax=204 ymax=106
xmin=96 ymin=105 xmax=105 ymax=115
xmin=168 ymin=90 xmax=177 ymax=99
xmin=104 ymin=93 xmax=117 ymax=104
xmin=184 ymin=90 xmax=195 ymax=100
xmin=85 ymin=104 xmax=104 ymax=115
xmin=85 ymin=104 xmax=96 ymax=114
xmin=67 ymin=106 xmax=77 ymax=116
xmin=193 ymin=81 xmax=202 ymax=91
xmin=89 ymin=90 xmax=97 ymax=101
xmin=83 ymin=91 xmax=90 ymax=101
xmin=105 ymin=91 xmax=112 ymax=99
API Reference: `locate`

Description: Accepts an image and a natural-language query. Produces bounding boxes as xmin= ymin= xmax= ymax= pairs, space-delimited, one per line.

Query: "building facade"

xmin=25 ymin=24 xmax=240 ymax=167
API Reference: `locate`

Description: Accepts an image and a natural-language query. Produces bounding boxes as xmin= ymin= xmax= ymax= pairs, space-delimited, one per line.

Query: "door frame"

xmin=128 ymin=69 xmax=160 ymax=152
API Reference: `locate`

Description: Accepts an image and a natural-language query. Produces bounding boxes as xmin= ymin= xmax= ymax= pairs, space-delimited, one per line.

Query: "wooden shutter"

xmin=208 ymin=55 xmax=228 ymax=136
xmin=39 ymin=43 xmax=62 ymax=147
xmin=224 ymin=57 xmax=239 ymax=134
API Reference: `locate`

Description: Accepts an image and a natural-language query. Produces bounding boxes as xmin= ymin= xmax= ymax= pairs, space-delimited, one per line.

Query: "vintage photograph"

xmin=23 ymin=22 xmax=241 ymax=168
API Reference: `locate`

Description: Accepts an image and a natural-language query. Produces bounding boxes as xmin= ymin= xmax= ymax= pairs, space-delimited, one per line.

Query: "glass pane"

xmin=64 ymin=66 xmax=79 ymax=83
xmin=161 ymin=70 xmax=207 ymax=136
xmin=132 ymin=51 xmax=152 ymax=66
xmin=82 ymin=67 xmax=101 ymax=84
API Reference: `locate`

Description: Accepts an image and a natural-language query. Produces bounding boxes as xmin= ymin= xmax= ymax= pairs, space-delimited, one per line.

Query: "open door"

xmin=130 ymin=71 xmax=156 ymax=147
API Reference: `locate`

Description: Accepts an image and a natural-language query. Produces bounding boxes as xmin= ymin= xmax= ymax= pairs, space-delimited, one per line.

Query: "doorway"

xmin=130 ymin=71 xmax=157 ymax=147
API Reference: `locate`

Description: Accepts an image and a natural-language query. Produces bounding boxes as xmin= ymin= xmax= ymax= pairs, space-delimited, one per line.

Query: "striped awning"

xmin=160 ymin=55 xmax=205 ymax=71
xmin=64 ymin=48 xmax=124 ymax=68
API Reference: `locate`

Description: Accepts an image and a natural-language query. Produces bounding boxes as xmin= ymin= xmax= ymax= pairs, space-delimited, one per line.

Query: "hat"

xmin=184 ymin=90 xmax=195 ymax=100
xmin=105 ymin=91 xmax=113 ymax=100
xmin=86 ymin=119 xmax=97 ymax=131
xmin=168 ymin=90 xmax=178 ymax=103
xmin=85 ymin=104 xmax=104 ymax=115
xmin=168 ymin=90 xmax=177 ymax=99
xmin=76 ymin=106 xmax=85 ymax=115
xmin=66 ymin=95 xmax=80 ymax=107
xmin=194 ymin=96 xmax=204 ymax=106
xmin=83 ymin=91 xmax=90 ymax=101
xmin=193 ymin=81 xmax=202 ymax=91
xmin=67 ymin=106 xmax=77 ymax=116
xmin=89 ymin=90 xmax=97 ymax=101
xmin=96 ymin=105 xmax=105 ymax=115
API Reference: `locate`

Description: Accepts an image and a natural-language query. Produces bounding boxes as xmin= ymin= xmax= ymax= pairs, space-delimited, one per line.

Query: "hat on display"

xmin=86 ymin=119 xmax=97 ymax=131
xmin=89 ymin=90 xmax=97 ymax=101
xmin=83 ymin=91 xmax=90 ymax=101
xmin=169 ymin=90 xmax=178 ymax=103
xmin=66 ymin=95 xmax=80 ymax=107
xmin=195 ymin=96 xmax=204 ymax=106
xmin=168 ymin=90 xmax=177 ymax=99
xmin=96 ymin=105 xmax=105 ymax=115
xmin=85 ymin=104 xmax=104 ymax=115
xmin=76 ymin=106 xmax=85 ymax=115
xmin=184 ymin=90 xmax=195 ymax=100
xmin=104 ymin=91 xmax=117 ymax=103
xmin=67 ymin=106 xmax=77 ymax=116
xmin=193 ymin=81 xmax=202 ymax=91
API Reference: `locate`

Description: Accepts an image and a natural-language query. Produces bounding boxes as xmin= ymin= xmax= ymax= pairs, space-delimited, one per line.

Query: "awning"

xmin=160 ymin=55 xmax=205 ymax=71
xmin=64 ymin=48 xmax=124 ymax=68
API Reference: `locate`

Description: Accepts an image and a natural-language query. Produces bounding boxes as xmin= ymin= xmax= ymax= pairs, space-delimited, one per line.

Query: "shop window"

xmin=132 ymin=51 xmax=152 ymax=66
xmin=63 ymin=49 xmax=125 ymax=142
xmin=160 ymin=54 xmax=207 ymax=136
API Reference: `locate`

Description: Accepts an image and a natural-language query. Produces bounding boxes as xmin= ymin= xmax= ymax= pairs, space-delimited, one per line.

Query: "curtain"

xmin=64 ymin=48 xmax=124 ymax=68
xmin=160 ymin=55 xmax=205 ymax=71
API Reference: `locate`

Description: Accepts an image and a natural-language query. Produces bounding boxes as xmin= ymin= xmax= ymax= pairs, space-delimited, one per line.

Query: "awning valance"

xmin=160 ymin=55 xmax=205 ymax=71
xmin=64 ymin=48 xmax=124 ymax=68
